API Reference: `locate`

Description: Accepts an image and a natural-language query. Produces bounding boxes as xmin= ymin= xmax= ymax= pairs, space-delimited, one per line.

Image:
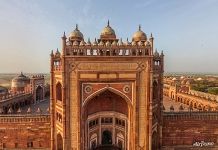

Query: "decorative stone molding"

xmin=123 ymin=85 xmax=131 ymax=93
xmin=84 ymin=85 xmax=93 ymax=94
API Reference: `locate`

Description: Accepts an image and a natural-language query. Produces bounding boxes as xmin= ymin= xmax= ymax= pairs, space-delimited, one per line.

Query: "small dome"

xmin=197 ymin=77 xmax=203 ymax=81
xmin=100 ymin=20 xmax=116 ymax=40
xmin=12 ymin=72 xmax=30 ymax=88
xmin=172 ymin=77 xmax=177 ymax=81
xmin=69 ymin=24 xmax=84 ymax=42
xmin=180 ymin=76 xmax=185 ymax=79
xmin=132 ymin=25 xmax=147 ymax=42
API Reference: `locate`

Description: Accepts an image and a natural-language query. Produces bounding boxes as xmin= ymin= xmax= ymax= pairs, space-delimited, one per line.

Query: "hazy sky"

xmin=0 ymin=0 xmax=218 ymax=73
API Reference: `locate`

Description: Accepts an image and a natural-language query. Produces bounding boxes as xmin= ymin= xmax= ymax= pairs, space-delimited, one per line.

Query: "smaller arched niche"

xmin=56 ymin=82 xmax=62 ymax=101
xmin=57 ymin=133 xmax=63 ymax=150
xmin=117 ymin=132 xmax=124 ymax=149
xmin=153 ymin=81 xmax=158 ymax=100
xmin=36 ymin=86 xmax=43 ymax=102
xmin=90 ymin=133 xmax=97 ymax=149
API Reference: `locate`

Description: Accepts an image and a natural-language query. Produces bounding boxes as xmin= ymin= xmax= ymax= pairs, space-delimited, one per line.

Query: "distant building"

xmin=11 ymin=72 xmax=30 ymax=93
xmin=0 ymin=72 xmax=48 ymax=114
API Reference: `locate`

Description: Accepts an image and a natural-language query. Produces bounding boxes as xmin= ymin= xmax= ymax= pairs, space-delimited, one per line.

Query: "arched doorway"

xmin=56 ymin=82 xmax=62 ymax=101
xmin=83 ymin=89 xmax=130 ymax=150
xmin=57 ymin=133 xmax=63 ymax=150
xmin=36 ymin=86 xmax=43 ymax=102
xmin=102 ymin=130 xmax=112 ymax=145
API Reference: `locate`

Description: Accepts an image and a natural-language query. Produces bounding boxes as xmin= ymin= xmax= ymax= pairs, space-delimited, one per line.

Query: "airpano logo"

xmin=193 ymin=141 xmax=214 ymax=147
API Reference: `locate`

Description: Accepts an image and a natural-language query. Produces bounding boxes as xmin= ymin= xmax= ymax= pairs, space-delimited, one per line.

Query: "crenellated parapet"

xmin=0 ymin=114 xmax=50 ymax=123
xmin=163 ymin=111 xmax=218 ymax=120
xmin=61 ymin=23 xmax=153 ymax=57
xmin=31 ymin=74 xmax=45 ymax=79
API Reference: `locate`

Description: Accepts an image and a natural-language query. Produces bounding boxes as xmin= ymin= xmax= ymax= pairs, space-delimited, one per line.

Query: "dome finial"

xmin=161 ymin=50 xmax=164 ymax=56
xmin=139 ymin=24 xmax=141 ymax=31
xmin=76 ymin=24 xmax=78 ymax=30
xmin=107 ymin=20 xmax=110 ymax=27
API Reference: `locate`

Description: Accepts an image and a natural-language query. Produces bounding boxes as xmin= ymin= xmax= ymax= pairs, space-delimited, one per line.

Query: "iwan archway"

xmin=81 ymin=89 xmax=132 ymax=150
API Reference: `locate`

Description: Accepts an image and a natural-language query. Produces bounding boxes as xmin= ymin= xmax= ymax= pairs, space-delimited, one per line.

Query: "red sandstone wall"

xmin=162 ymin=113 xmax=218 ymax=149
xmin=0 ymin=115 xmax=50 ymax=149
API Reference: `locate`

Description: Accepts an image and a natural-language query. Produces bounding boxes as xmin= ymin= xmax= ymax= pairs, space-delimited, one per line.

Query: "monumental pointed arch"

xmin=50 ymin=21 xmax=164 ymax=150
xmin=82 ymin=85 xmax=133 ymax=107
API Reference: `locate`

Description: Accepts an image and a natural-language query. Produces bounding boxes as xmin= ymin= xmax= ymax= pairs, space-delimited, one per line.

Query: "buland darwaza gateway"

xmin=50 ymin=21 xmax=164 ymax=150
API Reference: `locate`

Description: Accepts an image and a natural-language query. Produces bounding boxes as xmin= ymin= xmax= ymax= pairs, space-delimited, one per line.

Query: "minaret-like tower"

xmin=50 ymin=22 xmax=164 ymax=150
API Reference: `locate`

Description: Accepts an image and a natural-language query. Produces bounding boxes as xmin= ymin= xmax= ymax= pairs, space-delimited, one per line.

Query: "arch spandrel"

xmin=82 ymin=86 xmax=133 ymax=108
